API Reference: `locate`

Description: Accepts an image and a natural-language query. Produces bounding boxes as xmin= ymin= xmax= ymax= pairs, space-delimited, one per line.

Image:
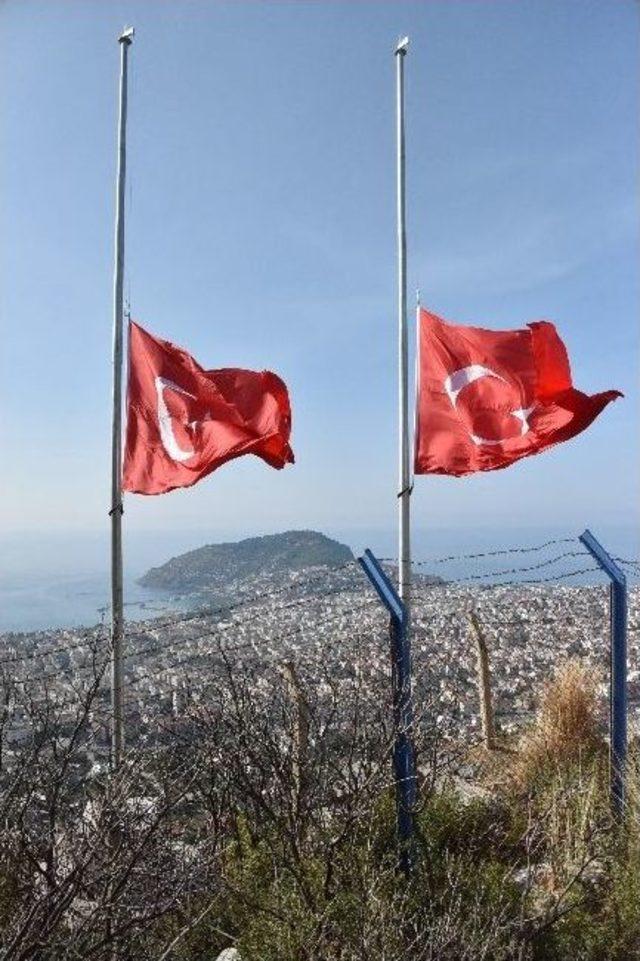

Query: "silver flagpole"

xmin=395 ymin=37 xmax=411 ymax=623
xmin=110 ymin=25 xmax=134 ymax=769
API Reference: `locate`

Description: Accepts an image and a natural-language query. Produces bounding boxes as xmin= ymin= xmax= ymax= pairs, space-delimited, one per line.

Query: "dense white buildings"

xmin=2 ymin=563 xmax=638 ymax=760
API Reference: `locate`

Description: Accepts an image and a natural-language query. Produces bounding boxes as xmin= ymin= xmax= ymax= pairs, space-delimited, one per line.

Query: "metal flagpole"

xmin=110 ymin=25 xmax=134 ymax=769
xmin=395 ymin=37 xmax=411 ymax=622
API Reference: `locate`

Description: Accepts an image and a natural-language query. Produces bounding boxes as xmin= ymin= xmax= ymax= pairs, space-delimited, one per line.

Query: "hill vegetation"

xmin=1 ymin=653 xmax=638 ymax=959
xmin=139 ymin=530 xmax=354 ymax=592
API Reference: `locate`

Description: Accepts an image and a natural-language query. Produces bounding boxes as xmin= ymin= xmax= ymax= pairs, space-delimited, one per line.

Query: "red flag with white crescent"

xmin=123 ymin=321 xmax=294 ymax=495
xmin=414 ymin=308 xmax=621 ymax=477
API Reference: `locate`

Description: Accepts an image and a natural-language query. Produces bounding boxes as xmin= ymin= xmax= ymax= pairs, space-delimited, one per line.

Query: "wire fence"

xmin=1 ymin=536 xmax=638 ymax=761
xmin=1 ymin=534 xmax=638 ymax=961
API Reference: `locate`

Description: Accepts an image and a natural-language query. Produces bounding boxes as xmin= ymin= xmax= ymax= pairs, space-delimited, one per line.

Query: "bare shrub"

xmin=0 ymin=637 xmax=635 ymax=960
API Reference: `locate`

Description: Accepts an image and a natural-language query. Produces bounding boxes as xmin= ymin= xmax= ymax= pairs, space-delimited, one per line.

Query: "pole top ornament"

xmin=119 ymin=26 xmax=135 ymax=45
xmin=395 ymin=36 xmax=409 ymax=56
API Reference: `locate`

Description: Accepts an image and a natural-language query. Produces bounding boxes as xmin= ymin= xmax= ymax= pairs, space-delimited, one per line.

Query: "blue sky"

xmin=1 ymin=0 xmax=638 ymax=563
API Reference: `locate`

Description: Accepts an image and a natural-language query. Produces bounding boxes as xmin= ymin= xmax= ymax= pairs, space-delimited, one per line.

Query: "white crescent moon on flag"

xmin=444 ymin=365 xmax=535 ymax=446
xmin=155 ymin=376 xmax=196 ymax=462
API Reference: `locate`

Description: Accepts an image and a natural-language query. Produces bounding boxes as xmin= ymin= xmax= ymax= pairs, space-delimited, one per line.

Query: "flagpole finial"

xmin=119 ymin=25 xmax=135 ymax=44
xmin=416 ymin=287 xmax=421 ymax=308
xmin=395 ymin=36 xmax=409 ymax=56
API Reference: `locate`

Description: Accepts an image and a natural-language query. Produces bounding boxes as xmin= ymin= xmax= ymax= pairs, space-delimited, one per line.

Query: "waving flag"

xmin=123 ymin=321 xmax=294 ymax=495
xmin=414 ymin=308 xmax=621 ymax=477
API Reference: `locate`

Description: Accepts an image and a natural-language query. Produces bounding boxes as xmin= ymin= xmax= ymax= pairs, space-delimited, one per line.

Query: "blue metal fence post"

xmin=579 ymin=529 xmax=628 ymax=817
xmin=358 ymin=548 xmax=416 ymax=873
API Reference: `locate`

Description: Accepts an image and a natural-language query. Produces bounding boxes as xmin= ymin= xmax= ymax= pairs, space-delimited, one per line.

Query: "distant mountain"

xmin=138 ymin=530 xmax=354 ymax=593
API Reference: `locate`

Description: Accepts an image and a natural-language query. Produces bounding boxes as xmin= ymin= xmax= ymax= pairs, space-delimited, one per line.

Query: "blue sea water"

xmin=0 ymin=531 xmax=199 ymax=634
xmin=0 ymin=570 xmax=178 ymax=634
xmin=0 ymin=525 xmax=637 ymax=634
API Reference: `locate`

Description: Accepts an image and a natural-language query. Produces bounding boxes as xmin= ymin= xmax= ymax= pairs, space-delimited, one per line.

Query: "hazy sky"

xmin=1 ymin=0 xmax=638 ymax=553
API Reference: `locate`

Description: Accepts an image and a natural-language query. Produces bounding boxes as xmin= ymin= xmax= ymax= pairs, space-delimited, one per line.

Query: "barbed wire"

xmin=410 ymin=565 xmax=605 ymax=593
xmin=409 ymin=597 xmax=640 ymax=636
xmin=122 ymin=601 xmax=382 ymax=691
xmin=6 ymin=596 xmax=384 ymax=708
xmin=2 ymin=537 xmax=637 ymax=718
xmin=124 ymin=583 xmax=377 ymax=667
xmin=438 ymin=550 xmax=590 ymax=583
xmin=381 ymin=536 xmax=578 ymax=567
xmin=0 ymin=563 xmax=361 ymax=669
xmin=476 ymin=565 xmax=603 ymax=588
xmin=0 ymin=628 xmax=108 ymax=668
xmin=119 ymin=560 xmax=359 ymax=633
xmin=9 ymin=590 xmax=378 ymax=691
xmin=122 ymin=623 xmax=388 ymax=709
xmin=5 ymin=612 xmax=638 ymax=727
xmin=11 ymin=570 xmax=633 ymax=693
xmin=1 ymin=663 xmax=110 ymax=719
xmin=5 ymin=544 xmax=636 ymax=671
xmin=617 ymin=559 xmax=640 ymax=579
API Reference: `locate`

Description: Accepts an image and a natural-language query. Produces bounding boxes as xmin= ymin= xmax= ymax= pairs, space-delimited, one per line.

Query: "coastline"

xmin=0 ymin=571 xmax=183 ymax=634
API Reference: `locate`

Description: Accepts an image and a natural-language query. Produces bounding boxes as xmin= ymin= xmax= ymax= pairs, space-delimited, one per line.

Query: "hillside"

xmin=138 ymin=529 xmax=354 ymax=592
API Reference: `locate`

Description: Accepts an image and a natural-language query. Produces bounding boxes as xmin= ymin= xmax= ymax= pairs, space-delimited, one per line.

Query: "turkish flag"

xmin=123 ymin=321 xmax=294 ymax=495
xmin=414 ymin=309 xmax=621 ymax=476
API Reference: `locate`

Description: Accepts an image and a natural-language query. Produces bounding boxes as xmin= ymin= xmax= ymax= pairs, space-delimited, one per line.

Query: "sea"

xmin=1 ymin=525 xmax=637 ymax=635
xmin=0 ymin=531 xmax=198 ymax=634
xmin=0 ymin=570 xmax=180 ymax=634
